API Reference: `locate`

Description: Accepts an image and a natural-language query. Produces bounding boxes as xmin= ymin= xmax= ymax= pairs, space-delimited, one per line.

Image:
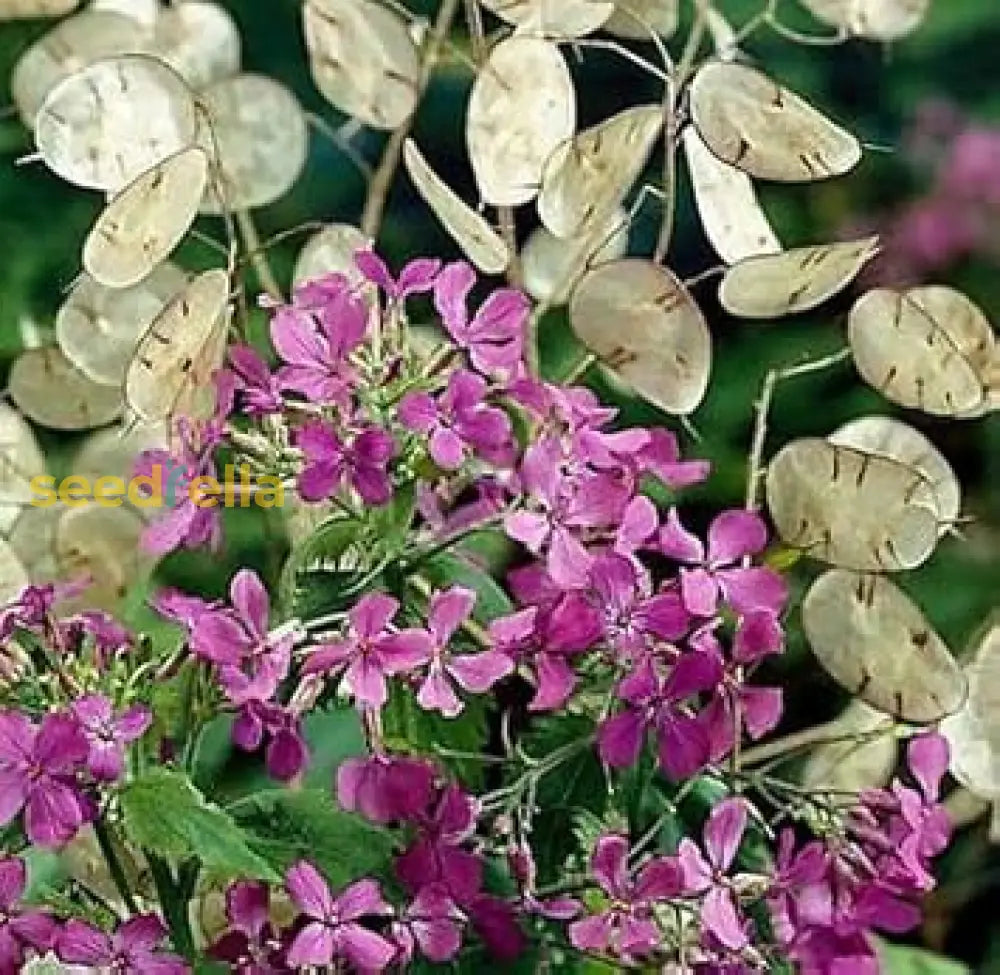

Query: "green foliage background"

xmin=1 ymin=1 xmax=998 ymax=970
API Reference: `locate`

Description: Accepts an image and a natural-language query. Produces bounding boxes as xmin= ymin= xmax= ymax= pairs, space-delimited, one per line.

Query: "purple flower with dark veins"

xmin=70 ymin=695 xmax=150 ymax=783
xmin=355 ymin=249 xmax=441 ymax=302
xmin=295 ymin=420 xmax=396 ymax=507
xmin=57 ymin=914 xmax=188 ymax=974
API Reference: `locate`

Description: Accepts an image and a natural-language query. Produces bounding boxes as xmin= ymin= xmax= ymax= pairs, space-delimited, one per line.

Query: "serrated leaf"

xmin=120 ymin=767 xmax=278 ymax=881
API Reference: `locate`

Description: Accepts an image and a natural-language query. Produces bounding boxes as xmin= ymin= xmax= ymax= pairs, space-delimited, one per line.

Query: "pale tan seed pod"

xmin=848 ymin=286 xmax=994 ymax=417
xmin=292 ymin=224 xmax=373 ymax=291
xmin=403 ymin=139 xmax=509 ymax=275
xmin=124 ymin=268 xmax=231 ymax=424
xmin=150 ymin=0 xmax=241 ymax=91
xmin=302 ymin=0 xmax=419 ymax=131
xmin=198 ymin=73 xmax=309 ymax=213
xmin=83 ymin=148 xmax=208 ymax=290
xmin=35 ymin=54 xmax=199 ymax=193
xmin=689 ymin=61 xmax=862 ymax=183
xmin=798 ymin=0 xmax=930 ymax=42
xmin=9 ymin=348 xmax=122 ymax=431
xmin=682 ymin=127 xmax=781 ymax=266
xmin=829 ymin=416 xmax=961 ymax=530
xmin=718 ymin=237 xmax=879 ymax=319
xmin=802 ymin=569 xmax=966 ymax=724
xmin=521 ymin=206 xmax=628 ymax=305
xmin=0 ymin=403 xmax=47 ymax=530
xmin=57 ymin=264 xmax=188 ymax=387
xmin=466 ymin=37 xmax=576 ymax=208
xmin=478 ymin=0 xmax=614 ymax=37
xmin=569 ymin=259 xmax=711 ymax=415
xmin=11 ymin=10 xmax=154 ymax=127
xmin=941 ymin=621 xmax=1000 ymax=803
xmin=603 ymin=0 xmax=678 ymax=40
xmin=765 ymin=438 xmax=940 ymax=572
xmin=0 ymin=0 xmax=79 ymax=20
xmin=92 ymin=0 xmax=160 ymax=25
xmin=538 ymin=104 xmax=663 ymax=240
xmin=0 ymin=538 xmax=30 ymax=604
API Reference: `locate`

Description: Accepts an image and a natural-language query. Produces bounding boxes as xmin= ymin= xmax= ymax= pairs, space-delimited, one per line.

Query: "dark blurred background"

xmin=1 ymin=1 xmax=998 ymax=969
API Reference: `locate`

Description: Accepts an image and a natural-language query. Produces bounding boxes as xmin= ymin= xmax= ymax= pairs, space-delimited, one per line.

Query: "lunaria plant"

xmin=0 ymin=0 xmax=995 ymax=973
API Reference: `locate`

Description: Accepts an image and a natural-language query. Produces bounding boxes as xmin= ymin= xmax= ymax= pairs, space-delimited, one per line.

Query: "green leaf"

xmin=229 ymin=788 xmax=398 ymax=889
xmin=421 ymin=552 xmax=514 ymax=623
xmin=879 ymin=944 xmax=971 ymax=975
xmin=120 ymin=768 xmax=278 ymax=882
xmin=294 ymin=567 xmax=371 ymax=621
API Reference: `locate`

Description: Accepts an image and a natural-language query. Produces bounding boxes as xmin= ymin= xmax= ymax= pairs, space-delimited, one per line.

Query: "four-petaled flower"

xmin=295 ymin=420 xmax=396 ymax=507
xmin=57 ymin=914 xmax=188 ymax=974
xmin=70 ymin=695 xmax=150 ymax=783
xmin=209 ymin=880 xmax=290 ymax=975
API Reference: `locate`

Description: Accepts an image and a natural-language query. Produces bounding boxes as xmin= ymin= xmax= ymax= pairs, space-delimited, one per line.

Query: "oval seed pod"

xmin=521 ymin=206 xmax=628 ymax=305
xmin=689 ymin=61 xmax=861 ymax=183
xmin=124 ymin=268 xmax=231 ymax=423
xmin=168 ymin=307 xmax=230 ymax=437
xmin=569 ymin=259 xmax=711 ymax=415
xmin=765 ymin=438 xmax=940 ymax=572
xmin=799 ymin=0 xmax=930 ymax=42
xmin=682 ymin=126 xmax=781 ymax=266
xmin=9 ymin=348 xmax=122 ymax=431
xmin=802 ymin=569 xmax=966 ymax=723
xmin=538 ymin=104 xmax=663 ymax=240
xmin=0 ymin=539 xmax=29 ymax=606
xmin=0 ymin=0 xmax=78 ymax=19
xmin=848 ymin=287 xmax=990 ymax=417
xmin=198 ymin=73 xmax=309 ymax=213
xmin=92 ymin=0 xmax=159 ymax=25
xmin=941 ymin=622 xmax=1000 ymax=801
xmin=151 ymin=0 xmax=241 ymax=91
xmin=478 ymin=0 xmax=613 ymax=36
xmin=403 ymin=139 xmax=509 ymax=275
xmin=57 ymin=264 xmax=188 ymax=387
xmin=302 ymin=0 xmax=419 ymax=131
xmin=719 ymin=236 xmax=879 ymax=319
xmin=292 ymin=224 xmax=372 ymax=290
xmin=0 ymin=404 xmax=47 ymax=532
xmin=11 ymin=10 xmax=154 ymax=127
xmin=603 ymin=0 xmax=678 ymax=39
xmin=829 ymin=416 xmax=961 ymax=529
xmin=467 ymin=37 xmax=576 ymax=208
xmin=83 ymin=148 xmax=208 ymax=290
xmin=35 ymin=54 xmax=199 ymax=193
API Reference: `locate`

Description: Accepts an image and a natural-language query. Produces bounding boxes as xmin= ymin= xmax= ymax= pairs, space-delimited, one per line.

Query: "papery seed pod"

xmin=35 ymin=54 xmax=199 ymax=192
xmin=466 ymin=36 xmax=576 ymax=208
xmin=802 ymin=569 xmax=967 ymax=723
xmin=0 ymin=0 xmax=78 ymax=19
xmin=603 ymin=0 xmax=678 ymax=39
xmin=765 ymin=438 xmax=940 ymax=572
xmin=682 ymin=126 xmax=781 ymax=266
xmin=57 ymin=264 xmax=189 ymax=387
xmin=718 ymin=237 xmax=879 ymax=319
xmin=0 ymin=404 xmax=47 ymax=529
xmin=292 ymin=224 xmax=373 ymax=293
xmin=829 ymin=416 xmax=961 ymax=529
xmin=538 ymin=104 xmax=663 ymax=240
xmin=198 ymin=73 xmax=309 ymax=213
xmin=83 ymin=148 xmax=208 ymax=290
xmin=150 ymin=0 xmax=241 ymax=90
xmin=521 ymin=206 xmax=628 ymax=305
xmin=799 ymin=0 xmax=930 ymax=41
xmin=569 ymin=258 xmax=711 ymax=415
xmin=11 ymin=10 xmax=154 ymax=127
xmin=302 ymin=0 xmax=419 ymax=131
xmin=124 ymin=268 xmax=231 ymax=423
xmin=689 ymin=61 xmax=862 ymax=183
xmin=403 ymin=139 xmax=509 ymax=275
xmin=9 ymin=347 xmax=122 ymax=431
xmin=941 ymin=621 xmax=1000 ymax=802
xmin=848 ymin=285 xmax=996 ymax=417
xmin=478 ymin=0 xmax=614 ymax=37
xmin=0 ymin=537 xmax=30 ymax=604
xmin=801 ymin=700 xmax=897 ymax=795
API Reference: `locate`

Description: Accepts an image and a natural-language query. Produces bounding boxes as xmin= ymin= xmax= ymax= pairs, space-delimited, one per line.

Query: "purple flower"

xmin=232 ymin=701 xmax=308 ymax=783
xmin=392 ymin=884 xmax=466 ymax=965
xmin=57 ymin=915 xmax=187 ymax=974
xmin=284 ymin=861 xmax=395 ymax=971
xmin=269 ymin=273 xmax=366 ymax=407
xmin=399 ymin=370 xmax=513 ymax=471
xmin=337 ymin=754 xmax=437 ymax=825
xmin=568 ymin=833 xmax=682 ymax=959
xmin=598 ymin=653 xmax=722 ymax=780
xmin=0 ymin=711 xmax=88 ymax=847
xmin=304 ymin=593 xmax=432 ymax=710
xmin=295 ymin=420 xmax=396 ymax=506
xmin=191 ymin=570 xmax=293 ymax=706
xmin=636 ymin=429 xmax=711 ymax=489
xmin=679 ymin=799 xmax=752 ymax=951
xmin=355 ymin=249 xmax=441 ymax=301
xmin=0 ymin=857 xmax=57 ymax=972
xmin=0 ymin=584 xmax=59 ymax=642
xmin=228 ymin=344 xmax=284 ymax=415
xmin=209 ymin=880 xmax=290 ymax=975
xmin=433 ymin=261 xmax=526 ymax=376
xmin=658 ymin=508 xmax=788 ymax=617
xmin=414 ymin=587 xmax=514 ymax=719
xmin=70 ymin=695 xmax=150 ymax=782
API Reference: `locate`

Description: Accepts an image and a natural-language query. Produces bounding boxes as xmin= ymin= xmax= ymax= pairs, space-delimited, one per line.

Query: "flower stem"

xmin=93 ymin=818 xmax=139 ymax=916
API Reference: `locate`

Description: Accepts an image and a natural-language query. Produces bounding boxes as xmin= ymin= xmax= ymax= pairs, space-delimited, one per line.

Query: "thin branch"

xmin=305 ymin=112 xmax=373 ymax=180
xmin=236 ymin=209 xmax=283 ymax=303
